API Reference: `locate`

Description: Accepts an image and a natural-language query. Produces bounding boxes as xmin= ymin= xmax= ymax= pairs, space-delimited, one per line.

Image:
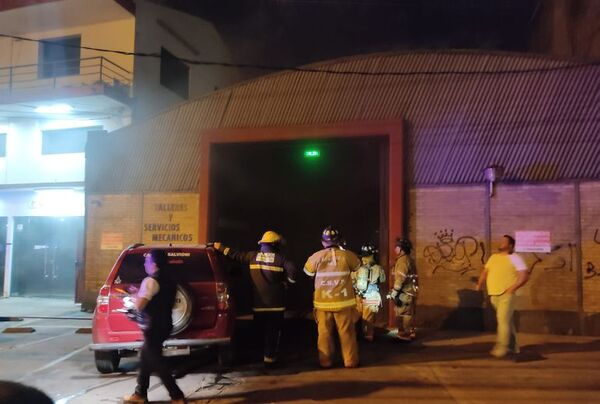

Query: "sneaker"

xmin=122 ymin=393 xmax=148 ymax=404
xmin=490 ymin=348 xmax=508 ymax=358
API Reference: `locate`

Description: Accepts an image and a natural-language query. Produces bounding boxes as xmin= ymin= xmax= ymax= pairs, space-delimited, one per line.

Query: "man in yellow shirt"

xmin=477 ymin=235 xmax=529 ymax=358
xmin=304 ymin=226 xmax=361 ymax=368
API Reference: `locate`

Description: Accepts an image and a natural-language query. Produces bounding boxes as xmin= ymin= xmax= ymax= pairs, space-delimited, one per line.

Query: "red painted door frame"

xmin=198 ymin=120 xmax=405 ymax=327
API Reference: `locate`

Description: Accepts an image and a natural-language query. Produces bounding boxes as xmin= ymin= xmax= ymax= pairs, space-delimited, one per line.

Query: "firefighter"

xmin=390 ymin=237 xmax=418 ymax=341
xmin=304 ymin=226 xmax=361 ymax=368
xmin=353 ymin=243 xmax=386 ymax=342
xmin=213 ymin=231 xmax=297 ymax=368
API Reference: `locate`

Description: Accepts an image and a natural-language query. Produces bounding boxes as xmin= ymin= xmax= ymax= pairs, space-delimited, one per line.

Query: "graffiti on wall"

xmin=423 ymin=229 xmax=485 ymax=275
xmin=528 ymin=243 xmax=576 ymax=273
xmin=584 ymin=229 xmax=600 ymax=280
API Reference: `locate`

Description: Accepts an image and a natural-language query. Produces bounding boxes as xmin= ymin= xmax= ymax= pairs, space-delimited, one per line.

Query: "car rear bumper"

xmin=90 ymin=337 xmax=231 ymax=351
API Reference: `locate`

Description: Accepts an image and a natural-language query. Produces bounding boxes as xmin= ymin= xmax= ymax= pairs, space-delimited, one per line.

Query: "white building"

xmin=0 ymin=0 xmax=135 ymax=300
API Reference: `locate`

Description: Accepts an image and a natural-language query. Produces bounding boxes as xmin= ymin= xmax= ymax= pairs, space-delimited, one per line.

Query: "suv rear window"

xmin=114 ymin=250 xmax=215 ymax=284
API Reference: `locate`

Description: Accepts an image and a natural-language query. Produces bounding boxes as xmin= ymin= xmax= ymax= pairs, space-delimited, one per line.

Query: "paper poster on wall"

xmin=101 ymin=232 xmax=124 ymax=250
xmin=515 ymin=231 xmax=551 ymax=253
xmin=142 ymin=193 xmax=199 ymax=245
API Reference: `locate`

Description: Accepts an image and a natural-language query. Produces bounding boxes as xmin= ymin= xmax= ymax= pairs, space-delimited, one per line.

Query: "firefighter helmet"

xmin=258 ymin=230 xmax=282 ymax=245
xmin=360 ymin=243 xmax=378 ymax=257
xmin=321 ymin=226 xmax=341 ymax=247
xmin=395 ymin=237 xmax=413 ymax=254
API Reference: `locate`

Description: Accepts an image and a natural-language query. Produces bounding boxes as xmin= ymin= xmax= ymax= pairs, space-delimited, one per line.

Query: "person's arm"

xmin=284 ymin=259 xmax=298 ymax=284
xmin=392 ymin=258 xmax=408 ymax=291
xmin=506 ymin=271 xmax=529 ymax=294
xmin=135 ymin=277 xmax=159 ymax=311
xmin=303 ymin=253 xmax=318 ymax=278
xmin=506 ymin=254 xmax=529 ymax=294
xmin=348 ymin=252 xmax=361 ymax=272
xmin=476 ymin=268 xmax=488 ymax=291
xmin=213 ymin=242 xmax=255 ymax=265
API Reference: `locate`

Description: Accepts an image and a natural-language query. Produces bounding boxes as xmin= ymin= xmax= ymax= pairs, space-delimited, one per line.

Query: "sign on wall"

xmin=142 ymin=193 xmax=199 ymax=245
xmin=101 ymin=232 xmax=124 ymax=250
xmin=515 ymin=231 xmax=551 ymax=253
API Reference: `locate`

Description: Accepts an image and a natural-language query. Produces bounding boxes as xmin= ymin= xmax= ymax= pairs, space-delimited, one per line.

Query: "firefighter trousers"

xmin=356 ymin=298 xmax=377 ymax=340
xmin=254 ymin=311 xmax=284 ymax=364
xmin=314 ymin=307 xmax=359 ymax=368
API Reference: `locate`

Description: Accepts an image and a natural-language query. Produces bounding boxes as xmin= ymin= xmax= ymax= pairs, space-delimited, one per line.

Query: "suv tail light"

xmin=216 ymin=283 xmax=229 ymax=311
xmin=96 ymin=285 xmax=110 ymax=314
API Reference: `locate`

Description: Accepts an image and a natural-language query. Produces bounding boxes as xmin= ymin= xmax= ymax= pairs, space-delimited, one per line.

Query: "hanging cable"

xmin=0 ymin=32 xmax=598 ymax=77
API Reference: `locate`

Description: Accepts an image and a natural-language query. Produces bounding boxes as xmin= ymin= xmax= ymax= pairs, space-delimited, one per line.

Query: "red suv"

xmin=90 ymin=244 xmax=234 ymax=373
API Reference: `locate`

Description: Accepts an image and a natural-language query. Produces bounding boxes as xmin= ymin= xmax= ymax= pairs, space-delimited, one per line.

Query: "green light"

xmin=304 ymin=149 xmax=320 ymax=158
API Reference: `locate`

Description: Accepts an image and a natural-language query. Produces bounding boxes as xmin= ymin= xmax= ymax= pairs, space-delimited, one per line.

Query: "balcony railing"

xmin=0 ymin=56 xmax=133 ymax=97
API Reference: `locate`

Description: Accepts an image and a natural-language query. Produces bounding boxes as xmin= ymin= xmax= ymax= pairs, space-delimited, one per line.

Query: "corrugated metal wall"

xmin=86 ymin=51 xmax=600 ymax=193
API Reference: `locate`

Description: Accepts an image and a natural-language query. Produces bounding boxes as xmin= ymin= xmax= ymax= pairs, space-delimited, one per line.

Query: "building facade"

xmin=0 ymin=0 xmax=134 ymax=299
xmin=83 ymin=51 xmax=600 ymax=335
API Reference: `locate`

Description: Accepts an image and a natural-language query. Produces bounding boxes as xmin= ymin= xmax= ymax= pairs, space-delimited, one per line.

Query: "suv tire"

xmin=171 ymin=283 xmax=194 ymax=335
xmin=94 ymin=350 xmax=120 ymax=374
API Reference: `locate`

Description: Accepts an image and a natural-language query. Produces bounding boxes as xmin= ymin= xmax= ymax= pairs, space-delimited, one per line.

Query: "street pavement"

xmin=1 ymin=297 xmax=600 ymax=403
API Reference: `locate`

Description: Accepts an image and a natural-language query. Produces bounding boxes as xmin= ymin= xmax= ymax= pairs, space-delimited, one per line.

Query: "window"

xmin=160 ymin=47 xmax=189 ymax=99
xmin=41 ymin=126 xmax=101 ymax=155
xmin=115 ymin=251 xmax=215 ymax=284
xmin=39 ymin=35 xmax=81 ymax=79
xmin=0 ymin=134 xmax=6 ymax=157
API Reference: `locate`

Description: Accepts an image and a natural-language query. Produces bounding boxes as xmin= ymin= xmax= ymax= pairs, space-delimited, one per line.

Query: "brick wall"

xmin=580 ymin=182 xmax=600 ymax=333
xmin=82 ymin=192 xmax=200 ymax=310
xmin=83 ymin=182 xmax=600 ymax=334
xmin=491 ymin=184 xmax=579 ymax=334
xmin=84 ymin=193 xmax=143 ymax=308
xmin=409 ymin=185 xmax=487 ymax=329
xmin=410 ymin=182 xmax=599 ymax=335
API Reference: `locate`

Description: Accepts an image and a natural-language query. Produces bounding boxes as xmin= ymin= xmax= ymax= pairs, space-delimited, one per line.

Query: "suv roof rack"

xmin=127 ymin=243 xmax=145 ymax=249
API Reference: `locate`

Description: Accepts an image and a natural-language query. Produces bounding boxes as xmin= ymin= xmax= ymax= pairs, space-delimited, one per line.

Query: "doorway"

xmin=199 ymin=122 xmax=405 ymax=324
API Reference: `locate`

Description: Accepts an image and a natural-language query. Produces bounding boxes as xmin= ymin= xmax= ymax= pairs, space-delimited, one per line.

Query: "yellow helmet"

xmin=258 ymin=230 xmax=282 ymax=245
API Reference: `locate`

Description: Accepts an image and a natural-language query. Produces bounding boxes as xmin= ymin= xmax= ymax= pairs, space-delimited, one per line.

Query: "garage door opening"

xmin=209 ymin=137 xmax=386 ymax=311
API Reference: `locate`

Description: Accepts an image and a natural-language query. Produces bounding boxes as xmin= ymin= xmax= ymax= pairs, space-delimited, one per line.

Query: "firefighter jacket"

xmin=217 ymin=244 xmax=297 ymax=312
xmin=393 ymin=254 xmax=417 ymax=295
xmin=304 ymin=247 xmax=361 ymax=311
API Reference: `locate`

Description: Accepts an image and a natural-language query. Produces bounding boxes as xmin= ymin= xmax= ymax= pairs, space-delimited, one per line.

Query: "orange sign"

xmin=101 ymin=232 xmax=124 ymax=250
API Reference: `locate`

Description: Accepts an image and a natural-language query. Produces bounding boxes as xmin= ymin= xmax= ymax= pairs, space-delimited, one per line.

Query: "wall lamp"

xmin=483 ymin=165 xmax=504 ymax=197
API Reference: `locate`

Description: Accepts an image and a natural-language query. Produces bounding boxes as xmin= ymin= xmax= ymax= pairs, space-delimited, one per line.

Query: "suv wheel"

xmin=171 ymin=284 xmax=194 ymax=335
xmin=95 ymin=350 xmax=120 ymax=374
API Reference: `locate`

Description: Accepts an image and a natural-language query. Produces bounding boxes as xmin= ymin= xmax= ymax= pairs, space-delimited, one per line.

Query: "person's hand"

xmin=506 ymin=286 xmax=516 ymax=294
xmin=390 ymin=289 xmax=398 ymax=299
xmin=475 ymin=283 xmax=482 ymax=292
xmin=213 ymin=242 xmax=222 ymax=250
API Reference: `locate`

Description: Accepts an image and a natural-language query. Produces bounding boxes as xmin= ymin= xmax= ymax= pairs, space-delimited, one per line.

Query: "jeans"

xmin=490 ymin=292 xmax=518 ymax=355
xmin=135 ymin=330 xmax=184 ymax=400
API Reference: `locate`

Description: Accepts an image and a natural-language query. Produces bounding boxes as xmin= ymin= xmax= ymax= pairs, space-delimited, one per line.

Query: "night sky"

xmin=148 ymin=0 xmax=540 ymax=67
